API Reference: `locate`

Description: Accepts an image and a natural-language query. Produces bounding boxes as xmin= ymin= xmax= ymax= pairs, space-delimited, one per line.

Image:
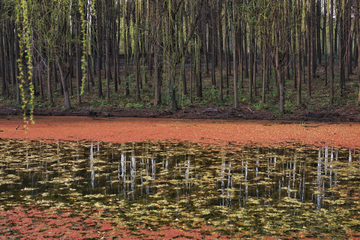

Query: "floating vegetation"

xmin=0 ymin=139 xmax=359 ymax=237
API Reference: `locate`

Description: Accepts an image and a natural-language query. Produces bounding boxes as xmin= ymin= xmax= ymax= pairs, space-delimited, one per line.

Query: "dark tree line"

xmin=0 ymin=0 xmax=360 ymax=114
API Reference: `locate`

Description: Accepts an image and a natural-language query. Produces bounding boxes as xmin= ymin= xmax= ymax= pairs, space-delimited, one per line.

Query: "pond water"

xmin=0 ymin=139 xmax=360 ymax=236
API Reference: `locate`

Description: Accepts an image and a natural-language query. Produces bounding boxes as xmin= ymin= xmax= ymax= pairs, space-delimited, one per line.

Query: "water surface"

xmin=0 ymin=139 xmax=359 ymax=235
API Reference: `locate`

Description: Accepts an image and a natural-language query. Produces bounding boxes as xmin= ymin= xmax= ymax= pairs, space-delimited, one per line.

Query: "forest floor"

xmin=1 ymin=64 xmax=360 ymax=122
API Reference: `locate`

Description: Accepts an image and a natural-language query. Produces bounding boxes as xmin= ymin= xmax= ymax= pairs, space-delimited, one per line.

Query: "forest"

xmin=0 ymin=0 xmax=360 ymax=121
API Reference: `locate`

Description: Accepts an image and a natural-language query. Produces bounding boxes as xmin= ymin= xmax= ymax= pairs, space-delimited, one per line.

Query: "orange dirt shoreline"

xmin=1 ymin=116 xmax=360 ymax=149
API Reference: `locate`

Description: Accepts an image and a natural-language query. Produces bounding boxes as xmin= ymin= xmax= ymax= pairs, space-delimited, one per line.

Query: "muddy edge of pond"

xmin=1 ymin=116 xmax=359 ymax=149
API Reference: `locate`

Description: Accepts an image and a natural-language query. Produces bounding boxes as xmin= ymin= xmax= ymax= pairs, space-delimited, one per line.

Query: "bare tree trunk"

xmin=356 ymin=1 xmax=360 ymax=103
xmin=56 ymin=59 xmax=71 ymax=109
xmin=233 ymin=0 xmax=238 ymax=108
xmin=8 ymin=23 xmax=16 ymax=97
xmin=196 ymin=36 xmax=202 ymax=98
xmin=218 ymin=0 xmax=223 ymax=102
xmin=154 ymin=43 xmax=161 ymax=106
xmin=104 ymin=0 xmax=111 ymax=102
xmin=329 ymin=0 xmax=334 ymax=104
xmin=14 ymin=27 xmax=20 ymax=104
xmin=1 ymin=28 xmax=7 ymax=96
xmin=297 ymin=1 xmax=302 ymax=106
xmin=76 ymin=23 xmax=82 ymax=104
xmin=97 ymin=0 xmax=103 ymax=98
xmin=262 ymin=36 xmax=266 ymax=103
xmin=224 ymin=4 xmax=230 ymax=95
xmin=340 ymin=3 xmax=345 ymax=96
xmin=211 ymin=4 xmax=216 ymax=87
xmin=249 ymin=26 xmax=253 ymax=100
xmin=47 ymin=51 xmax=53 ymax=104
xmin=316 ymin=0 xmax=321 ymax=64
xmin=154 ymin=0 xmax=161 ymax=106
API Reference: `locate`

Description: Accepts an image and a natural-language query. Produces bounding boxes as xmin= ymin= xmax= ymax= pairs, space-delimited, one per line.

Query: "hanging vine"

xmin=78 ymin=0 xmax=87 ymax=95
xmin=16 ymin=0 xmax=35 ymax=132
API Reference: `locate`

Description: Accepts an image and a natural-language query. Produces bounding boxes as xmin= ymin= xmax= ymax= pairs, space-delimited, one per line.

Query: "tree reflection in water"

xmin=0 ymin=140 xmax=359 ymax=235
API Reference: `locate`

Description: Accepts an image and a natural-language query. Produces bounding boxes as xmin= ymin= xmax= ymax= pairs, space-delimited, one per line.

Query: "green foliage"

xmin=125 ymin=102 xmax=143 ymax=109
xmin=16 ymin=0 xmax=35 ymax=131
xmin=79 ymin=0 xmax=88 ymax=96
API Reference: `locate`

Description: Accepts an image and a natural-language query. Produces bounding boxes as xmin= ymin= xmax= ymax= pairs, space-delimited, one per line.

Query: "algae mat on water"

xmin=0 ymin=139 xmax=360 ymax=239
xmin=1 ymin=116 xmax=360 ymax=149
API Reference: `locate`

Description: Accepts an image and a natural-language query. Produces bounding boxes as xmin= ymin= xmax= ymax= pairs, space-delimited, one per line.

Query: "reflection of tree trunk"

xmin=56 ymin=59 xmax=71 ymax=109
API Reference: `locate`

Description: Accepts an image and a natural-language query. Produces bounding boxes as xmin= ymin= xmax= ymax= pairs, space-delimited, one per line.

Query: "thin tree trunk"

xmin=14 ymin=27 xmax=20 ymax=104
xmin=8 ymin=23 xmax=16 ymax=96
xmin=340 ymin=5 xmax=345 ymax=96
xmin=262 ymin=37 xmax=266 ymax=103
xmin=224 ymin=9 xmax=229 ymax=95
xmin=154 ymin=0 xmax=161 ymax=106
xmin=249 ymin=26 xmax=253 ymax=100
xmin=356 ymin=1 xmax=360 ymax=103
xmin=218 ymin=0 xmax=223 ymax=102
xmin=316 ymin=0 xmax=321 ymax=64
xmin=329 ymin=0 xmax=334 ymax=104
xmin=76 ymin=23 xmax=82 ymax=104
xmin=297 ymin=3 xmax=302 ymax=106
xmin=47 ymin=53 xmax=53 ymax=105
xmin=56 ymin=59 xmax=71 ymax=109
xmin=0 ymin=26 xmax=6 ymax=96
xmin=97 ymin=0 xmax=103 ymax=98
xmin=233 ymin=0 xmax=238 ymax=108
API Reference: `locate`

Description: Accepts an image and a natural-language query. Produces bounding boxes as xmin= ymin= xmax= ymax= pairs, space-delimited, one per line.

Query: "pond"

xmin=0 ymin=139 xmax=359 ymax=238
